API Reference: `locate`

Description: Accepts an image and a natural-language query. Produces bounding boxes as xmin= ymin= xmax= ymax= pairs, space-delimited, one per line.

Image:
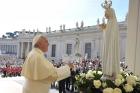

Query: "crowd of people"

xmin=0 ymin=55 xmax=23 ymax=77
xmin=0 ymin=64 xmax=22 ymax=77
xmin=0 ymin=34 xmax=127 ymax=93
xmin=51 ymin=57 xmax=125 ymax=93
xmin=51 ymin=58 xmax=102 ymax=93
xmin=0 ymin=54 xmax=125 ymax=93
xmin=0 ymin=53 xmax=102 ymax=93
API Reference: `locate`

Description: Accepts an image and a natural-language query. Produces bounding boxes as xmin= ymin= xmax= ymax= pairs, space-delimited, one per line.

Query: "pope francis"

xmin=21 ymin=34 xmax=73 ymax=93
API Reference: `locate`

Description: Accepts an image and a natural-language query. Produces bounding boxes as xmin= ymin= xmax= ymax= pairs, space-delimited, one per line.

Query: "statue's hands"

xmin=99 ymin=23 xmax=106 ymax=31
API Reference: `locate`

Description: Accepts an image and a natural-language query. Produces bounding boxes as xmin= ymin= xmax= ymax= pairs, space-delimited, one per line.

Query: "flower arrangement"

xmin=75 ymin=70 xmax=140 ymax=93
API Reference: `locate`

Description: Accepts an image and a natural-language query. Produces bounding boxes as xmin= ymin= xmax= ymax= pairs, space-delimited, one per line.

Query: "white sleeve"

xmin=56 ymin=65 xmax=71 ymax=81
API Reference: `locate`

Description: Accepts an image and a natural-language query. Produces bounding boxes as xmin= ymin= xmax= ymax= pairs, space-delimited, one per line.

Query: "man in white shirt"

xmin=21 ymin=34 xmax=74 ymax=93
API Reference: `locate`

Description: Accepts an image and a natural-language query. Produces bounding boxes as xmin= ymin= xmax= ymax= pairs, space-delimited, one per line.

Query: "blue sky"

xmin=0 ymin=0 xmax=129 ymax=37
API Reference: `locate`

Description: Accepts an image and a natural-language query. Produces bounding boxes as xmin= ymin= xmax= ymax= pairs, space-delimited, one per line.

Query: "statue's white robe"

xmin=21 ymin=48 xmax=70 ymax=93
xmin=102 ymin=8 xmax=120 ymax=76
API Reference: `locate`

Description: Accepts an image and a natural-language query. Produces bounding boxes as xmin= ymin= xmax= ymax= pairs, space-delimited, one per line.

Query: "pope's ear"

xmin=37 ymin=38 xmax=43 ymax=44
xmin=35 ymin=41 xmax=41 ymax=48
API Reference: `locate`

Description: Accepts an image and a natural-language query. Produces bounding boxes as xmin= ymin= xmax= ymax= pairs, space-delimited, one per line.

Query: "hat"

xmin=32 ymin=34 xmax=42 ymax=47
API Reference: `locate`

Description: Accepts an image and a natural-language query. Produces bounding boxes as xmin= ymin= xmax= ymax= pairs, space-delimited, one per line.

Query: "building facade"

xmin=0 ymin=21 xmax=127 ymax=62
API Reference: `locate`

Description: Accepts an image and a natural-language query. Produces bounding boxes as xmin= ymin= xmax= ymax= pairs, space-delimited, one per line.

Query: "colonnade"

xmin=0 ymin=45 xmax=17 ymax=54
xmin=17 ymin=42 xmax=32 ymax=59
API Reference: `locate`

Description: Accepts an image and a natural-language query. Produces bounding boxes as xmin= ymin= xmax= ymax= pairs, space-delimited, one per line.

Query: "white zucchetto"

xmin=32 ymin=34 xmax=42 ymax=47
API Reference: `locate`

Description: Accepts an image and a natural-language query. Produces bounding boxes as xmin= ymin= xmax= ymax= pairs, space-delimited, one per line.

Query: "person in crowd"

xmin=21 ymin=34 xmax=74 ymax=93
xmin=65 ymin=76 xmax=70 ymax=91
xmin=70 ymin=68 xmax=76 ymax=92
xmin=58 ymin=63 xmax=67 ymax=93
xmin=59 ymin=78 xmax=66 ymax=93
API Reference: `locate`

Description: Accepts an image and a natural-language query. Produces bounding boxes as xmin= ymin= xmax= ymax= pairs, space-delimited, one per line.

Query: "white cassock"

xmin=102 ymin=8 xmax=120 ymax=76
xmin=21 ymin=48 xmax=70 ymax=93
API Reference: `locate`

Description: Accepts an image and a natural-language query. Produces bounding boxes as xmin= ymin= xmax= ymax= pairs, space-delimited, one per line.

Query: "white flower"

xmin=125 ymin=73 xmax=129 ymax=76
xmin=133 ymin=75 xmax=138 ymax=81
xmin=137 ymin=77 xmax=140 ymax=81
xmin=86 ymin=73 xmax=94 ymax=79
xmin=116 ymin=74 xmax=123 ymax=79
xmin=93 ymin=80 xmax=101 ymax=88
xmin=75 ymin=76 xmax=78 ymax=80
xmin=97 ymin=71 xmax=103 ymax=75
xmin=80 ymin=73 xmax=86 ymax=77
xmin=103 ymin=88 xmax=113 ymax=93
xmin=102 ymin=82 xmax=107 ymax=88
xmin=87 ymin=70 xmax=93 ymax=74
xmin=113 ymin=88 xmax=122 ymax=93
xmin=93 ymin=70 xmax=96 ymax=74
xmin=115 ymin=79 xmax=122 ymax=87
xmin=86 ymin=70 xmax=94 ymax=79
xmin=121 ymin=78 xmax=125 ymax=83
xmin=124 ymin=84 xmax=133 ymax=92
xmin=126 ymin=76 xmax=136 ymax=86
xmin=120 ymin=69 xmax=124 ymax=73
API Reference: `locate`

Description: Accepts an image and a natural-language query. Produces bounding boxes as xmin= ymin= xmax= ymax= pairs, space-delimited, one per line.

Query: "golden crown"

xmin=101 ymin=0 xmax=112 ymax=9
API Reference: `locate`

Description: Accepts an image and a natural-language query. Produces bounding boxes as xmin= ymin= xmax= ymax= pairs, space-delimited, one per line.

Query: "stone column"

xmin=14 ymin=45 xmax=16 ymax=54
xmin=92 ymin=40 xmax=96 ymax=58
xmin=10 ymin=45 xmax=12 ymax=53
xmin=95 ymin=38 xmax=100 ymax=59
xmin=21 ymin=42 xmax=24 ymax=58
xmin=0 ymin=45 xmax=1 ymax=53
xmin=5 ymin=45 xmax=6 ymax=53
xmin=80 ymin=40 xmax=84 ymax=57
xmin=13 ymin=45 xmax=15 ymax=54
xmin=29 ymin=42 xmax=32 ymax=51
xmin=26 ymin=42 xmax=30 ymax=56
xmin=7 ymin=45 xmax=9 ymax=53
xmin=57 ymin=38 xmax=63 ymax=58
xmin=92 ymin=39 xmax=99 ymax=58
xmin=126 ymin=0 xmax=140 ymax=76
xmin=57 ymin=39 xmax=62 ymax=59
xmin=98 ymin=35 xmax=102 ymax=59
xmin=5 ymin=45 xmax=7 ymax=53
xmin=10 ymin=45 xmax=14 ymax=54
xmin=2 ymin=45 xmax=3 ymax=52
xmin=17 ymin=43 xmax=20 ymax=58
xmin=2 ymin=45 xmax=4 ymax=53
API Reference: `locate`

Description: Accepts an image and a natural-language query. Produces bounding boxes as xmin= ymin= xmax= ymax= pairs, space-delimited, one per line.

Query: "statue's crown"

xmin=101 ymin=0 xmax=112 ymax=9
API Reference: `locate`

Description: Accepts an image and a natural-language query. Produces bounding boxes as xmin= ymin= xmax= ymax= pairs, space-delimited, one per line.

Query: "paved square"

xmin=0 ymin=76 xmax=58 ymax=93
